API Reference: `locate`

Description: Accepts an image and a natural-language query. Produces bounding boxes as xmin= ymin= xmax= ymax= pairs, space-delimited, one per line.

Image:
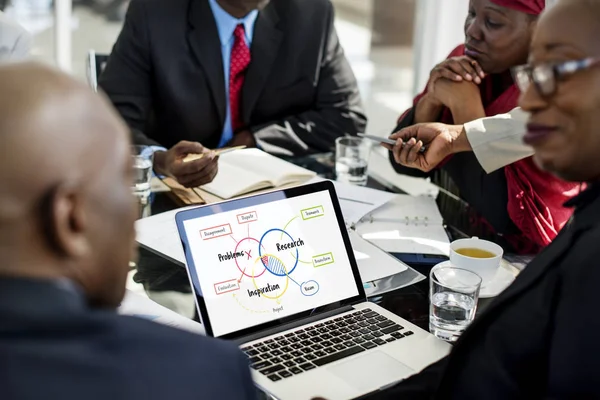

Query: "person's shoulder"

xmin=108 ymin=314 xmax=243 ymax=362
xmin=127 ymin=0 xmax=188 ymax=17
xmin=559 ymin=218 xmax=600 ymax=281
xmin=282 ymin=0 xmax=333 ymax=9
xmin=272 ymin=0 xmax=333 ymax=18
xmin=81 ymin=313 xmax=252 ymax=397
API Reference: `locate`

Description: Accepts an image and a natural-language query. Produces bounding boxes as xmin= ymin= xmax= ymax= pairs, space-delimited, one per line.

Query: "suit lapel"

xmin=187 ymin=0 xmax=226 ymax=126
xmin=242 ymin=5 xmax=283 ymax=123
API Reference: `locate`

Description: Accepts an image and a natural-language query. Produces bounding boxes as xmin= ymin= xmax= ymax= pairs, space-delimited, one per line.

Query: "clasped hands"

xmin=385 ymin=56 xmax=486 ymax=172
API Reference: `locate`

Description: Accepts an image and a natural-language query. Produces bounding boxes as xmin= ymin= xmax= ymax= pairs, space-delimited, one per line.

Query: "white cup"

xmin=449 ymin=237 xmax=503 ymax=285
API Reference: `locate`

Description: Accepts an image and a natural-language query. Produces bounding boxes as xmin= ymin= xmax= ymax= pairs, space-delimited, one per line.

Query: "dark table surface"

xmin=134 ymin=153 xmax=498 ymax=333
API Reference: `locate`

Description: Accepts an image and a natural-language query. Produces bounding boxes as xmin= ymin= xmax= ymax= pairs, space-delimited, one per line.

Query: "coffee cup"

xmin=449 ymin=237 xmax=503 ymax=285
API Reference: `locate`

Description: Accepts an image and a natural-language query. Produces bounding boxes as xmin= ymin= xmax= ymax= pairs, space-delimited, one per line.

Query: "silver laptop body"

xmin=175 ymin=181 xmax=450 ymax=400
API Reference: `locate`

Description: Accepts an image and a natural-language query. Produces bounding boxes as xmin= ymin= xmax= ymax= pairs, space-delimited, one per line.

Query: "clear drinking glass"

xmin=429 ymin=266 xmax=482 ymax=342
xmin=335 ymin=137 xmax=371 ymax=186
xmin=131 ymin=145 xmax=153 ymax=196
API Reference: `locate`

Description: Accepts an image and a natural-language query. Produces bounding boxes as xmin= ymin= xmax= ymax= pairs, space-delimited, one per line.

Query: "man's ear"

xmin=40 ymin=185 xmax=91 ymax=259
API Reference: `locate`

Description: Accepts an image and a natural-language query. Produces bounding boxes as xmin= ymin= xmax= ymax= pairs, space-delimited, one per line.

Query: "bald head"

xmin=0 ymin=63 xmax=126 ymax=209
xmin=0 ymin=63 xmax=137 ymax=308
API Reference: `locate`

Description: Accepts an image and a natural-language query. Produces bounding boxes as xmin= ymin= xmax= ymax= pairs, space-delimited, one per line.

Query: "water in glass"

xmin=429 ymin=266 xmax=481 ymax=342
xmin=430 ymin=291 xmax=476 ymax=341
xmin=133 ymin=157 xmax=153 ymax=194
xmin=335 ymin=156 xmax=368 ymax=186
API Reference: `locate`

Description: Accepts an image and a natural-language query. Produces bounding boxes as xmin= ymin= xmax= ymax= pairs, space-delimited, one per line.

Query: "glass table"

xmin=134 ymin=153 xmax=506 ymax=332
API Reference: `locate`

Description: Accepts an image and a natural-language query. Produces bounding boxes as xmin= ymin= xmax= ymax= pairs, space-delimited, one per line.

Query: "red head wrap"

xmin=489 ymin=0 xmax=545 ymax=15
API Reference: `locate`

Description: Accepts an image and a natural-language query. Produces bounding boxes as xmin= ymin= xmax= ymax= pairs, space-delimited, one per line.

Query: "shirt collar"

xmin=208 ymin=0 xmax=259 ymax=46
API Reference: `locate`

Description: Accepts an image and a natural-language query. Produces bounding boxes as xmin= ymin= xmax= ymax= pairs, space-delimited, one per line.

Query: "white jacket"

xmin=465 ymin=108 xmax=534 ymax=173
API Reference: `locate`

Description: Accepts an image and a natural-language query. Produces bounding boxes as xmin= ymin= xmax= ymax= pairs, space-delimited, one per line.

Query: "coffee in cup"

xmin=449 ymin=237 xmax=503 ymax=284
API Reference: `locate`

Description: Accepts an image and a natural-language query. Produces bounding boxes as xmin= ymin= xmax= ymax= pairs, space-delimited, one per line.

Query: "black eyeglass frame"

xmin=512 ymin=57 xmax=600 ymax=97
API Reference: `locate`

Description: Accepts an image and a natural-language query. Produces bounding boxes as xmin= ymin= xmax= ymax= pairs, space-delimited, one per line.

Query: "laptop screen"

xmin=176 ymin=182 xmax=363 ymax=338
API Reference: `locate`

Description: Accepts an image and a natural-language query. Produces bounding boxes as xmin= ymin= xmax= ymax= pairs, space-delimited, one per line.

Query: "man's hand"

xmin=383 ymin=123 xmax=470 ymax=172
xmin=227 ymin=130 xmax=256 ymax=148
xmin=153 ymin=141 xmax=219 ymax=188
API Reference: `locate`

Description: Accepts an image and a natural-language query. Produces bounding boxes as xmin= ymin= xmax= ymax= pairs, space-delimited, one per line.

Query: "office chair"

xmin=86 ymin=50 xmax=109 ymax=92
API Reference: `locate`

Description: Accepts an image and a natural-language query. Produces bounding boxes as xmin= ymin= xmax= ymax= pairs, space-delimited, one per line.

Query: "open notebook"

xmin=356 ymin=195 xmax=451 ymax=256
xmin=200 ymin=148 xmax=316 ymax=199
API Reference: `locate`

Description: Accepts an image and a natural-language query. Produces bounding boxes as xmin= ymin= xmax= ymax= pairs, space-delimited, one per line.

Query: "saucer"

xmin=432 ymin=261 xmax=515 ymax=298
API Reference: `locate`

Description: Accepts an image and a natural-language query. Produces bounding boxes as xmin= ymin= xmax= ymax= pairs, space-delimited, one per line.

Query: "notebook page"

xmin=200 ymin=161 xmax=270 ymax=199
xmin=219 ymin=148 xmax=316 ymax=187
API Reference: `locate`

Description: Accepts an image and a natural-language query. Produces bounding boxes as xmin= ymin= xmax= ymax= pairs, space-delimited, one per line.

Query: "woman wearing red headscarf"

xmin=389 ymin=0 xmax=581 ymax=254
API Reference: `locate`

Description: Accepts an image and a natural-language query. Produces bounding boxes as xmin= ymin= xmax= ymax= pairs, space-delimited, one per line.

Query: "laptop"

xmin=175 ymin=181 xmax=450 ymax=400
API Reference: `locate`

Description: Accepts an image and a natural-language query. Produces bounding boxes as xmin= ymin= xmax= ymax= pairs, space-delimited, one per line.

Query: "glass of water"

xmin=335 ymin=137 xmax=371 ymax=186
xmin=131 ymin=145 xmax=154 ymax=196
xmin=429 ymin=266 xmax=482 ymax=342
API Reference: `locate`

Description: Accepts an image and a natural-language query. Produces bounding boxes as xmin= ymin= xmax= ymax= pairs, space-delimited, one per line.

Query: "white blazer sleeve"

xmin=464 ymin=108 xmax=534 ymax=174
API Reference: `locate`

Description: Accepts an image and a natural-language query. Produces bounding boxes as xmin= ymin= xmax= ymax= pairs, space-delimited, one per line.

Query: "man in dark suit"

xmin=99 ymin=0 xmax=366 ymax=188
xmin=0 ymin=63 xmax=256 ymax=400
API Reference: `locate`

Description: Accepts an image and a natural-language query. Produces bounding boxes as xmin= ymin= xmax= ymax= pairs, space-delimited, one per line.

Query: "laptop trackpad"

xmin=327 ymin=351 xmax=415 ymax=392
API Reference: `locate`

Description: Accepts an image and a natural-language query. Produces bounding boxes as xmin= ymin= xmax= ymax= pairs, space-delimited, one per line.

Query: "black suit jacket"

xmin=368 ymin=184 xmax=600 ymax=399
xmin=99 ymin=0 xmax=366 ymax=155
xmin=0 ymin=278 xmax=256 ymax=400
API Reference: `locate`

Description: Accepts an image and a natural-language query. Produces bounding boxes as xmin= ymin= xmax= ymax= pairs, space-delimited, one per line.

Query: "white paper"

xmin=332 ymin=181 xmax=396 ymax=226
xmin=150 ymin=177 xmax=171 ymax=193
xmin=135 ymin=206 xmax=196 ymax=266
xmin=118 ymin=290 xmax=205 ymax=335
xmin=349 ymin=230 xmax=408 ymax=282
xmin=356 ymin=195 xmax=450 ymax=256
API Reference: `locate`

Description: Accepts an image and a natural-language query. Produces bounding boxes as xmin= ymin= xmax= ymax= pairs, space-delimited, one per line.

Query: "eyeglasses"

xmin=512 ymin=57 xmax=600 ymax=97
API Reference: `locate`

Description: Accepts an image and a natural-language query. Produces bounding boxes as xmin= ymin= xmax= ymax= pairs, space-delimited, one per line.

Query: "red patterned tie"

xmin=229 ymin=24 xmax=251 ymax=132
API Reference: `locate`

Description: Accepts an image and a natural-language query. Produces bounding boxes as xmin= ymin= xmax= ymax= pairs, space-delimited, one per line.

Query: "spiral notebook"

xmin=356 ymin=195 xmax=451 ymax=256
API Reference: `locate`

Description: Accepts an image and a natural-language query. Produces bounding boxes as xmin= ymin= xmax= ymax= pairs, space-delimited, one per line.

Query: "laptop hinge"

xmin=234 ymin=305 xmax=355 ymax=345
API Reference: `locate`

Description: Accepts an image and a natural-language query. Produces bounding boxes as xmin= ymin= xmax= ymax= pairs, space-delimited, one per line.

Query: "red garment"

xmin=489 ymin=0 xmax=545 ymax=15
xmin=402 ymin=44 xmax=581 ymax=253
xmin=229 ymin=24 xmax=251 ymax=132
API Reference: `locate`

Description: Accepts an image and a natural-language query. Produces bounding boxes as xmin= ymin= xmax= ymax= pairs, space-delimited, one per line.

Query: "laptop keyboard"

xmin=241 ymin=308 xmax=414 ymax=382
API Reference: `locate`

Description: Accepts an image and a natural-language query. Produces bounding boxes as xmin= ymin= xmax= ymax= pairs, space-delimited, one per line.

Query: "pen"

xmin=183 ymin=145 xmax=247 ymax=163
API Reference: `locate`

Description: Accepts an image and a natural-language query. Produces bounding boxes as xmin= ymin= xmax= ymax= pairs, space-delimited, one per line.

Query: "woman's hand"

xmin=414 ymin=56 xmax=485 ymax=124
xmin=383 ymin=123 xmax=470 ymax=172
xmin=429 ymin=56 xmax=486 ymax=89
xmin=431 ymin=79 xmax=486 ymax=123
